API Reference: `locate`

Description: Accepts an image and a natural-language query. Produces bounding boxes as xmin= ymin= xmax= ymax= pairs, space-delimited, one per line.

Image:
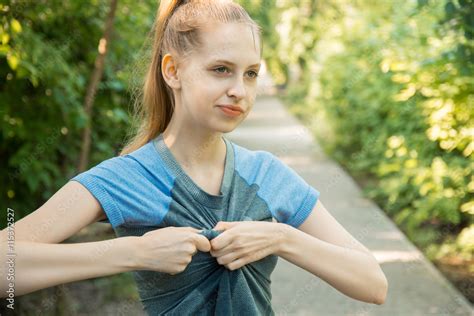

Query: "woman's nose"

xmin=227 ymin=77 xmax=246 ymax=99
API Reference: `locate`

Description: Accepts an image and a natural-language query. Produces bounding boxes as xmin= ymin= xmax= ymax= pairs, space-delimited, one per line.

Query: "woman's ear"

xmin=161 ymin=53 xmax=181 ymax=90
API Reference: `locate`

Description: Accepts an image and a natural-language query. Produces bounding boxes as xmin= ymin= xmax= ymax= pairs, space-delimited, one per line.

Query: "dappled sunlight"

xmin=373 ymin=231 xmax=405 ymax=241
xmin=372 ymin=250 xmax=423 ymax=264
xmin=277 ymin=155 xmax=314 ymax=166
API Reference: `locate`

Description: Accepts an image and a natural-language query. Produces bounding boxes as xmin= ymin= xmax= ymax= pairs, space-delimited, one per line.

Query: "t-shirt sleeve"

xmin=263 ymin=152 xmax=320 ymax=228
xmin=69 ymin=157 xmax=128 ymax=228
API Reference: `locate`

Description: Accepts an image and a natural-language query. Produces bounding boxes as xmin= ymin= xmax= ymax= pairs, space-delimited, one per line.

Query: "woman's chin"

xmin=217 ymin=121 xmax=242 ymax=133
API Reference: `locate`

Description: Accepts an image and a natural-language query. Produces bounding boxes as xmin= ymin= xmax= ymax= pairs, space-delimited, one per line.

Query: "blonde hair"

xmin=119 ymin=0 xmax=262 ymax=156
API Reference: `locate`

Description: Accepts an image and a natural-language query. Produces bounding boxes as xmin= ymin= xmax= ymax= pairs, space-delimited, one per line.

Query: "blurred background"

xmin=0 ymin=0 xmax=472 ymax=314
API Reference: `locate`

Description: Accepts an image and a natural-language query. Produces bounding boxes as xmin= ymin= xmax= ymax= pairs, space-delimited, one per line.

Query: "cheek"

xmin=186 ymin=71 xmax=219 ymax=93
xmin=189 ymin=84 xmax=219 ymax=106
xmin=247 ymin=91 xmax=256 ymax=103
xmin=194 ymin=81 xmax=226 ymax=105
xmin=181 ymin=86 xmax=219 ymax=121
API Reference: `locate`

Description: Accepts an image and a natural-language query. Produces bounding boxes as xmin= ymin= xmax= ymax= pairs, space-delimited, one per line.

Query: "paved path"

xmin=226 ymin=93 xmax=473 ymax=316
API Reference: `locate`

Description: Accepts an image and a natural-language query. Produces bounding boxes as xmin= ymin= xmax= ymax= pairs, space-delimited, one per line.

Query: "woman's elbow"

xmin=373 ymin=272 xmax=388 ymax=305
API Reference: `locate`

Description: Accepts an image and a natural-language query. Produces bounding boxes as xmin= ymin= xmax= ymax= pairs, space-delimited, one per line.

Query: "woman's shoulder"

xmin=231 ymin=141 xmax=312 ymax=188
xmin=231 ymin=141 xmax=274 ymax=167
xmin=231 ymin=141 xmax=320 ymax=228
xmin=231 ymin=142 xmax=281 ymax=185
xmin=73 ymin=139 xmax=166 ymax=181
xmin=69 ymin=141 xmax=173 ymax=229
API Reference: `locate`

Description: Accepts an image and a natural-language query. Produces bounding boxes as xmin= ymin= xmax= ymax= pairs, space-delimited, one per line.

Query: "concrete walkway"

xmin=226 ymin=93 xmax=473 ymax=316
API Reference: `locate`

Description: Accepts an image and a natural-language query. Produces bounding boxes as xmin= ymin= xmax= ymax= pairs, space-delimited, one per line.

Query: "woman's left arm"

xmin=211 ymin=200 xmax=388 ymax=305
xmin=277 ymin=199 xmax=387 ymax=305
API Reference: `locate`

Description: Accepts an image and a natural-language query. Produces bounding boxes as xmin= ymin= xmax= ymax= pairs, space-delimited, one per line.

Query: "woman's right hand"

xmin=136 ymin=226 xmax=211 ymax=275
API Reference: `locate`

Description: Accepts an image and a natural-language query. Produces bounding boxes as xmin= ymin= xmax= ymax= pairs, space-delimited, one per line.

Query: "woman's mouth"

xmin=218 ymin=106 xmax=243 ymax=117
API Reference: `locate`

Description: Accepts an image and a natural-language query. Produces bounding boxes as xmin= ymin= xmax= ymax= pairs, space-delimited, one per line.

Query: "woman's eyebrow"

xmin=212 ymin=59 xmax=261 ymax=68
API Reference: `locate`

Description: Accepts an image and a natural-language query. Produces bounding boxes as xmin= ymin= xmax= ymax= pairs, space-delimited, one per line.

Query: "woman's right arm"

xmin=0 ymin=236 xmax=139 ymax=297
xmin=0 ymin=180 xmax=140 ymax=297
xmin=0 ymin=180 xmax=211 ymax=297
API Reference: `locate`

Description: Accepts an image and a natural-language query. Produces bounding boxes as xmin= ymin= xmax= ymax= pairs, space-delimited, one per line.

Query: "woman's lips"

xmin=218 ymin=105 xmax=243 ymax=117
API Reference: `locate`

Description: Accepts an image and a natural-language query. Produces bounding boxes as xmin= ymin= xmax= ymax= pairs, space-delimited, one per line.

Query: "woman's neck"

xmin=161 ymin=126 xmax=226 ymax=171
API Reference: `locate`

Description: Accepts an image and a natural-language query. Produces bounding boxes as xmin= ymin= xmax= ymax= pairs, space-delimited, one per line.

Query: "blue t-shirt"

xmin=70 ymin=133 xmax=320 ymax=315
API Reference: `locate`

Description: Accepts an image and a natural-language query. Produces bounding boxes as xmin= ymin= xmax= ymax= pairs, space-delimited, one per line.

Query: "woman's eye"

xmin=248 ymin=71 xmax=259 ymax=78
xmin=214 ymin=66 xmax=229 ymax=74
xmin=213 ymin=67 xmax=259 ymax=78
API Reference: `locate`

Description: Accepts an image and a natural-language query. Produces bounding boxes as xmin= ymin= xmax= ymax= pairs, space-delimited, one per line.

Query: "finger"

xmin=210 ymin=231 xmax=232 ymax=251
xmin=210 ymin=246 xmax=235 ymax=258
xmin=215 ymin=251 xmax=240 ymax=265
xmin=186 ymin=227 xmax=205 ymax=235
xmin=193 ymin=234 xmax=211 ymax=252
xmin=186 ymin=226 xmax=202 ymax=232
xmin=214 ymin=221 xmax=238 ymax=231
xmin=226 ymin=257 xmax=246 ymax=271
xmin=214 ymin=221 xmax=231 ymax=230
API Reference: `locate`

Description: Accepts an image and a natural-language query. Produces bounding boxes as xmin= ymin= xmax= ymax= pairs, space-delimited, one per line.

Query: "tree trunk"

xmin=77 ymin=0 xmax=119 ymax=172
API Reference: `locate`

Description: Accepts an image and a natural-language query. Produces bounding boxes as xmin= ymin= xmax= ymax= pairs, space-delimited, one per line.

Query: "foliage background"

xmin=271 ymin=0 xmax=473 ymax=261
xmin=0 ymin=0 xmax=472 ymax=312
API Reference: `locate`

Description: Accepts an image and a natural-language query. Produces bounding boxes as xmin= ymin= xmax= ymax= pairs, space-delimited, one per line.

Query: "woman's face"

xmin=173 ymin=22 xmax=262 ymax=133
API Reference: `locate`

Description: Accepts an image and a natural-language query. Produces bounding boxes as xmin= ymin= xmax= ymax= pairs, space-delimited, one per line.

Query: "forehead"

xmin=196 ymin=22 xmax=261 ymax=66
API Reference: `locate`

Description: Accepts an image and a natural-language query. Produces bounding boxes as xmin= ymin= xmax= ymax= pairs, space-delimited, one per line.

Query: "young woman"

xmin=1 ymin=0 xmax=387 ymax=314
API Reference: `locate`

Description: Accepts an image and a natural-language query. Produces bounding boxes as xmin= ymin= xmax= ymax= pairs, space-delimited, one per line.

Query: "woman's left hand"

xmin=209 ymin=221 xmax=287 ymax=270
